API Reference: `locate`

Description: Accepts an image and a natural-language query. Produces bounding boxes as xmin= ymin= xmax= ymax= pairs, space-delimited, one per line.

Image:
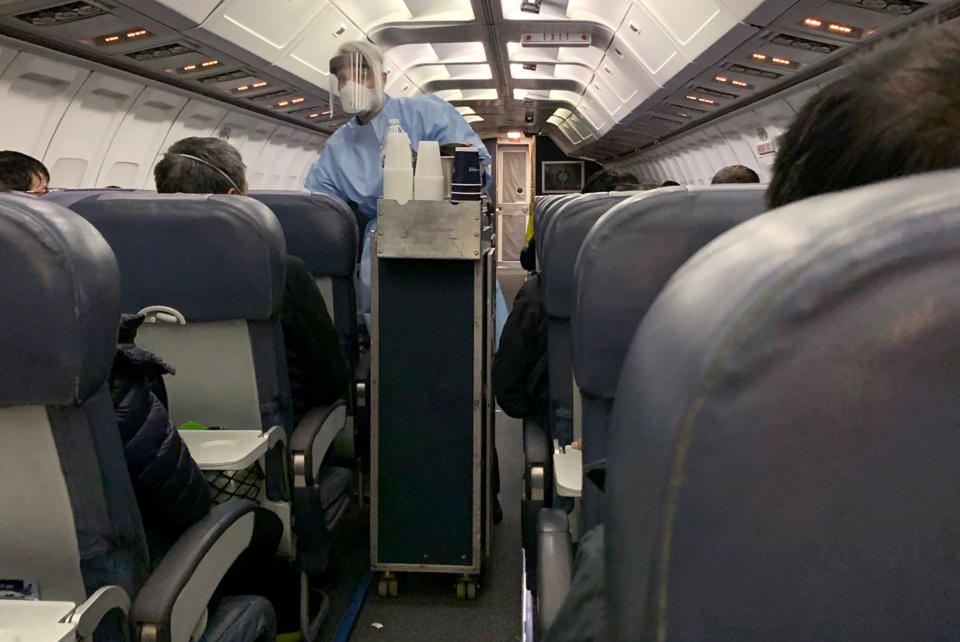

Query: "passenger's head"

xmin=154 ymin=137 xmax=246 ymax=194
xmin=767 ymin=21 xmax=960 ymax=208
xmin=584 ymin=170 xmax=641 ymax=193
xmin=331 ymin=40 xmax=386 ymax=119
xmin=661 ymin=180 xmax=680 ymax=187
xmin=711 ymin=165 xmax=759 ymax=185
xmin=0 ymin=151 xmax=49 ymax=195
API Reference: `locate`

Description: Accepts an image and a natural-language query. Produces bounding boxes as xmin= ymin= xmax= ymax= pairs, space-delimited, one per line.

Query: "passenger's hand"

xmin=570 ymin=439 xmax=582 ymax=450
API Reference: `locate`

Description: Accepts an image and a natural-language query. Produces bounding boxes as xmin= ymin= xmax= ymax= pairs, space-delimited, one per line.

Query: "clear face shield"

xmin=329 ymin=49 xmax=384 ymax=118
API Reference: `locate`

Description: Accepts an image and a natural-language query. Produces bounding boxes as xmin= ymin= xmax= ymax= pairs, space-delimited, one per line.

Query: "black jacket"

xmin=492 ymin=274 xmax=548 ymax=424
xmin=281 ymin=256 xmax=351 ymax=424
xmin=109 ymin=315 xmax=211 ymax=557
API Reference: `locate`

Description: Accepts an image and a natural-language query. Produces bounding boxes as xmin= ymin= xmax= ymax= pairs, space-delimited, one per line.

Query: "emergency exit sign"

xmin=521 ymin=32 xmax=592 ymax=47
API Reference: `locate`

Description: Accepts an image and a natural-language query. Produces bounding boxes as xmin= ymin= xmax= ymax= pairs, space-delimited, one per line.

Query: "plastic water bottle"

xmin=414 ymin=141 xmax=444 ymax=201
xmin=383 ymin=119 xmax=413 ymax=204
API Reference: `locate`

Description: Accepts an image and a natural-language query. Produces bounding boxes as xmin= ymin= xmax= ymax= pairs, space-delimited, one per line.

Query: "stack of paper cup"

xmin=414 ymin=141 xmax=444 ymax=201
xmin=441 ymin=156 xmax=454 ymax=200
xmin=451 ymin=147 xmax=482 ymax=202
xmin=383 ymin=119 xmax=413 ymax=204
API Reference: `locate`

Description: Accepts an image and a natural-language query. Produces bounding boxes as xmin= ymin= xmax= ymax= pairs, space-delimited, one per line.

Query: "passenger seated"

xmin=493 ymin=273 xmax=548 ymax=428
xmin=583 ymin=170 xmax=641 ymax=192
xmin=0 ymin=150 xmax=49 ymax=195
xmin=661 ymin=180 xmax=680 ymax=187
xmin=711 ymin=164 xmax=759 ymax=184
xmin=767 ymin=21 xmax=960 ymax=208
xmin=109 ymin=314 xmax=211 ymax=558
xmin=154 ymin=137 xmax=350 ymax=422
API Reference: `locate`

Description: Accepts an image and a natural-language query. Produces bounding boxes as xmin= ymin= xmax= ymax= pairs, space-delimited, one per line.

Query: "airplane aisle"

xmin=349 ymin=412 xmax=523 ymax=641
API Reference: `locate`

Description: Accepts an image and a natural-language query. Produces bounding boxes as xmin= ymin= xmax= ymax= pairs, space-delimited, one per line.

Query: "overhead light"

xmin=201 ymin=59 xmax=219 ymax=67
xmin=801 ymin=15 xmax=864 ymax=37
xmin=252 ymin=81 xmax=268 ymax=88
xmin=520 ymin=0 xmax=542 ymax=14
xmin=715 ymin=75 xmax=728 ymax=83
xmin=507 ymin=131 xmax=523 ymax=139
xmin=291 ymin=97 xmax=305 ymax=104
xmin=308 ymin=113 xmax=319 ymax=118
xmin=525 ymin=112 xmax=535 ymax=123
xmin=751 ymin=52 xmax=767 ymax=61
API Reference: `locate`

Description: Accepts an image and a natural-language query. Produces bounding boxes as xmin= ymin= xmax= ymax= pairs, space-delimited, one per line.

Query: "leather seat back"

xmin=540 ymin=191 xmax=638 ymax=444
xmin=0 ymin=193 xmax=150 ymax=609
xmin=65 ymin=192 xmax=290 ymax=433
xmin=249 ymin=191 xmax=359 ymax=369
xmin=605 ymin=170 xmax=960 ymax=641
xmin=572 ymin=185 xmax=766 ymax=529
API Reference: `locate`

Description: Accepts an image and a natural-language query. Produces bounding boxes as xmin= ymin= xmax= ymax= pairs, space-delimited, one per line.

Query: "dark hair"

xmin=584 ymin=170 xmax=642 ymax=193
xmin=711 ymin=165 xmax=759 ymax=184
xmin=154 ymin=137 xmax=246 ymax=194
xmin=661 ymin=180 xmax=680 ymax=187
xmin=767 ymin=21 xmax=960 ymax=208
xmin=0 ymin=151 xmax=49 ymax=191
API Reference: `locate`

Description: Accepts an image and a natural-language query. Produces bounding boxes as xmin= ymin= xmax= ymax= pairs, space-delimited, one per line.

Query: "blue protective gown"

xmin=304 ymin=94 xmax=507 ymax=340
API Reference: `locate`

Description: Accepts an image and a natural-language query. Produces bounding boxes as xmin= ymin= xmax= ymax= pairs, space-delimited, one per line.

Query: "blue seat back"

xmin=248 ymin=191 xmax=359 ymax=368
xmin=539 ymin=191 xmax=637 ymax=444
xmin=572 ymin=185 xmax=766 ymax=529
xmin=65 ymin=193 xmax=291 ymax=433
xmin=0 ymin=194 xmax=150 ymax=610
xmin=535 ymin=193 xmax=580 ymax=267
xmin=605 ymin=171 xmax=960 ymax=640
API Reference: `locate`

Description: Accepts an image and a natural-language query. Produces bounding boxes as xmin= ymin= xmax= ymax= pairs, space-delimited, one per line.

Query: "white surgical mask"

xmin=340 ymin=81 xmax=373 ymax=114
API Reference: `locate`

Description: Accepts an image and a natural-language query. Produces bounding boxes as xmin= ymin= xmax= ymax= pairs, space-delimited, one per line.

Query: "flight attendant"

xmin=304 ymin=40 xmax=506 ymax=338
xmin=306 ymin=40 xmax=505 ymax=522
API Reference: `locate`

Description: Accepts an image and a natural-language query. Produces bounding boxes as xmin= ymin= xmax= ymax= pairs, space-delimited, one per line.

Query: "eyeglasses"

xmin=26 ymin=186 xmax=49 ymax=196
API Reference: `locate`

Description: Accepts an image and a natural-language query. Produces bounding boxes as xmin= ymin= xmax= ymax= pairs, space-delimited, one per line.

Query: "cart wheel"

xmin=388 ymin=577 xmax=399 ymax=598
xmin=377 ymin=578 xmax=388 ymax=598
xmin=456 ymin=580 xmax=466 ymax=600
xmin=466 ymin=580 xmax=478 ymax=600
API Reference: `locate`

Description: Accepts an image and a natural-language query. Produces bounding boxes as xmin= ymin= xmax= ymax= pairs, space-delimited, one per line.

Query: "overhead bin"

xmin=116 ymin=0 xmax=222 ymax=29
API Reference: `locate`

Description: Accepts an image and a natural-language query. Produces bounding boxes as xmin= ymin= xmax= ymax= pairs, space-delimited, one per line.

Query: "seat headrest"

xmin=572 ymin=186 xmax=767 ymax=398
xmin=67 ymin=193 xmax=286 ymax=322
xmin=604 ymin=169 xmax=960 ymax=640
xmin=45 ymin=188 xmax=148 ymax=209
xmin=0 ymin=194 xmax=120 ymax=406
xmin=542 ymin=192 xmax=637 ymax=318
xmin=248 ymin=191 xmax=358 ymax=277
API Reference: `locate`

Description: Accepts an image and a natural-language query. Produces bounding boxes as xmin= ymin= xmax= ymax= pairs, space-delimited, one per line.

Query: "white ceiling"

xmin=0 ymin=0 xmax=952 ymax=160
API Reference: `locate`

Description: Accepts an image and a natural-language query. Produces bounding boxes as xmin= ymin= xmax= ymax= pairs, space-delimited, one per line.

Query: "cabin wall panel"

xmin=45 ymin=73 xmax=144 ymax=189
xmin=96 ymin=87 xmax=188 ymax=188
xmin=0 ymin=41 xmax=325 ymax=192
xmin=0 ymin=52 xmax=89 ymax=160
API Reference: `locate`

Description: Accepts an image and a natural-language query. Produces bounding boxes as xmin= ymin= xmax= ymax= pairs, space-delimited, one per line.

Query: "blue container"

xmin=452 ymin=147 xmax=482 ymax=201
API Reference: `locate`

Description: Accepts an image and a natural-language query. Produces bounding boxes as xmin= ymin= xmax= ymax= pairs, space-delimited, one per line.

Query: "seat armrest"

xmin=523 ymin=417 xmax=549 ymax=465
xmin=68 ymin=585 xmax=131 ymax=641
xmin=523 ymin=417 xmax=552 ymax=503
xmin=131 ymin=500 xmax=257 ymax=642
xmin=354 ymin=352 xmax=370 ymax=409
xmin=290 ymin=400 xmax=347 ymax=487
xmin=536 ymin=508 xmax=573 ymax=638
